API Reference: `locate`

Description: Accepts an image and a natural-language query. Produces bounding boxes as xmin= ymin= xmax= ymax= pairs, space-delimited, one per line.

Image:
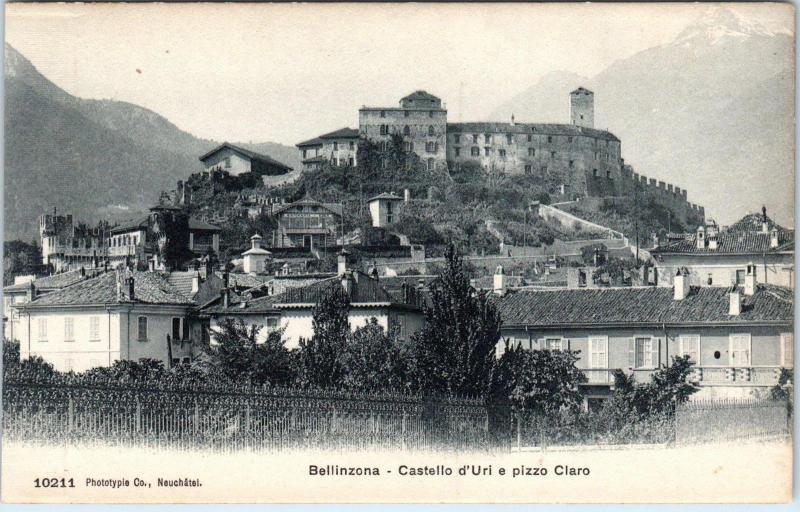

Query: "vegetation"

xmin=3 ymin=240 xmax=43 ymax=285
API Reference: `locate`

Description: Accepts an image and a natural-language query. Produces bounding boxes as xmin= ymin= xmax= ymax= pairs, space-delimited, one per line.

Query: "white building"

xmin=241 ymin=234 xmax=272 ymax=274
xmin=368 ymin=192 xmax=406 ymax=228
xmin=13 ymin=270 xmax=197 ymax=372
xmin=199 ymin=143 xmax=292 ymax=176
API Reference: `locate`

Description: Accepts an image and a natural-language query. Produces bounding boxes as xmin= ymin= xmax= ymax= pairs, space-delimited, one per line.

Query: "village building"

xmin=651 ymin=209 xmax=794 ymax=289
xmin=296 ymin=128 xmax=360 ymax=171
xmin=39 ymin=210 xmax=111 ymax=272
xmin=270 ymin=196 xmax=343 ymax=250
xmin=13 ymin=270 xmax=198 ymax=373
xmin=492 ymin=266 xmax=794 ymax=406
xmin=199 ymin=142 xmax=292 ymax=176
xmin=368 ymin=192 xmax=405 ymax=228
xmin=241 ymin=234 xmax=272 ymax=274
xmin=200 ymin=255 xmax=425 ymax=348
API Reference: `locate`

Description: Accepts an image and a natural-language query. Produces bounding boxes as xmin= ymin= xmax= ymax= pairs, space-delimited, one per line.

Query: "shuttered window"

xmin=781 ymin=333 xmax=794 ymax=367
xmin=64 ymin=317 xmax=75 ymax=342
xmin=546 ymin=338 xmax=563 ymax=351
xmin=630 ymin=337 xmax=660 ymax=368
xmin=89 ymin=316 xmax=100 ymax=341
xmin=172 ymin=318 xmax=181 ymax=340
xmin=588 ymin=336 xmax=608 ymax=368
xmin=729 ymin=334 xmax=751 ymax=366
xmin=679 ymin=335 xmax=700 ymax=363
xmin=37 ymin=318 xmax=48 ymax=342
xmin=137 ymin=317 xmax=148 ymax=341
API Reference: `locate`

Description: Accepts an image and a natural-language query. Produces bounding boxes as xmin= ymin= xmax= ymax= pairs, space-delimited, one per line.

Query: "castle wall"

xmin=359 ymin=107 xmax=448 ymax=170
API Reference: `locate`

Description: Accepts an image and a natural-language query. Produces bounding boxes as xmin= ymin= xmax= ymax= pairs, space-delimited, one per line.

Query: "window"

xmin=588 ymin=336 xmax=608 ymax=368
xmin=349 ymin=141 xmax=354 ymax=150
xmin=471 ymin=147 xmax=480 ymax=157
xmin=527 ymin=134 xmax=532 ymax=142
xmin=379 ymin=124 xmax=388 ymax=135
xmin=593 ymin=169 xmax=598 ymax=178
xmin=498 ymin=149 xmax=506 ymax=158
xmin=302 ymin=149 xmax=307 ymax=159
xmin=568 ymin=136 xmax=573 ymax=143
xmin=182 ymin=357 xmax=191 ymax=364
xmin=403 ymin=125 xmax=411 ymax=136
xmin=506 ymin=134 xmax=513 ymax=144
xmin=472 ymin=134 xmax=478 ymax=143
xmin=679 ymin=335 xmax=700 ymax=363
xmin=484 ymin=133 xmax=491 ymax=143
xmin=547 ymin=136 xmax=553 ymax=143
xmin=224 ymin=157 xmax=231 ymax=168
xmin=425 ymin=142 xmax=436 ymax=153
xmin=541 ymin=166 xmax=547 ymax=175
xmin=428 ymin=126 xmax=435 ymax=136
xmin=524 ymin=164 xmax=532 ymax=174
xmin=735 ymin=269 xmax=746 ymax=285
xmin=550 ymin=151 xmax=556 ymax=159
xmin=333 ymin=141 xmax=338 ymax=151
xmin=454 ymin=134 xmax=460 ymax=144
xmin=138 ymin=316 xmax=148 ymax=341
xmin=454 ymin=147 xmax=461 ymax=157
xmin=348 ymin=157 xmax=354 ymax=166
xmin=578 ymin=269 xmax=587 ymax=287
xmin=729 ymin=334 xmax=751 ymax=366
xmin=606 ymin=170 xmax=611 ymax=179
xmin=404 ymin=110 xmax=410 ymax=118
xmin=380 ymin=110 xmax=386 ymax=118
xmin=546 ymin=338 xmax=563 ymax=351
xmin=266 ymin=318 xmax=279 ymax=332
xmin=426 ymin=158 xmax=435 ymax=171
xmin=484 ymin=147 xmax=491 ymax=156
xmin=64 ymin=359 xmax=74 ymax=372
xmin=781 ymin=333 xmax=794 ymax=366
xmin=528 ymin=148 xmax=535 ymax=157
xmin=569 ymin=160 xmax=574 ymax=168
xmin=37 ymin=318 xmax=48 ymax=342
xmin=182 ymin=318 xmax=190 ymax=341
xmin=64 ymin=317 xmax=75 ymax=342
xmin=428 ymin=111 xmax=434 ymax=118
xmin=633 ymin=336 xmax=658 ymax=368
xmin=707 ymin=273 xmax=713 ymax=286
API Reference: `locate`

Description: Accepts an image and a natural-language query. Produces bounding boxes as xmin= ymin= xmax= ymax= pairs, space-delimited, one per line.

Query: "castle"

xmin=298 ymin=88 xmax=704 ymax=226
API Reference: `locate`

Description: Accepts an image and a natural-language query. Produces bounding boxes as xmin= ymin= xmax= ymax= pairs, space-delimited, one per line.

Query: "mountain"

xmin=4 ymin=44 xmax=302 ymax=240
xmin=489 ymin=8 xmax=794 ymax=227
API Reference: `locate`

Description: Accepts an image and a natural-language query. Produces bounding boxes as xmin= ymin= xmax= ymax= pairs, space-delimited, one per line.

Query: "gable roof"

xmin=271 ymin=197 xmax=343 ymax=217
xmin=496 ymin=284 xmax=793 ymax=328
xmin=726 ymin=212 xmax=789 ymax=234
xmin=297 ymin=127 xmax=359 ymax=147
xmin=188 ymin=218 xmax=222 ymax=232
xmin=652 ymin=230 xmax=794 ymax=255
xmin=447 ymin=122 xmax=619 ymax=141
xmin=3 ymin=268 xmax=105 ymax=293
xmin=199 ymin=143 xmax=291 ymax=172
xmin=22 ymin=271 xmax=195 ymax=308
xmin=401 ymin=90 xmax=440 ymax=102
xmin=368 ymin=192 xmax=403 ymax=202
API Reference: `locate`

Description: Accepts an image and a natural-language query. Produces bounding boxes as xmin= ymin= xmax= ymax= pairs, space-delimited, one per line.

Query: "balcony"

xmin=689 ymin=366 xmax=787 ymax=386
xmin=581 ymin=369 xmax=615 ymax=385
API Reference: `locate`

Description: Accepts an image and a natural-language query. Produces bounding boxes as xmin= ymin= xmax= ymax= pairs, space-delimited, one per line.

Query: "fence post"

xmin=245 ymin=403 xmax=251 ymax=435
xmin=194 ymin=399 xmax=200 ymax=436
xmin=516 ymin=412 xmax=521 ymax=450
xmin=331 ymin=406 xmax=337 ymax=436
xmin=135 ymin=398 xmax=141 ymax=435
xmin=402 ymin=411 xmax=407 ymax=450
xmin=67 ymin=396 xmax=74 ymax=434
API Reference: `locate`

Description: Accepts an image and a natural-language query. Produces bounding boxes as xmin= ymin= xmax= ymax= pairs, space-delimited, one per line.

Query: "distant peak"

xmin=4 ymin=43 xmax=29 ymax=77
xmin=673 ymin=7 xmax=774 ymax=46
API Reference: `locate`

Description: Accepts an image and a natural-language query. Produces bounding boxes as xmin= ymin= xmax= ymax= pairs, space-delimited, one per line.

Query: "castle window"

xmin=380 ymin=125 xmax=389 ymax=136
xmin=484 ymin=147 xmax=491 ymax=156
xmin=302 ymin=149 xmax=307 ymax=159
xmin=568 ymin=137 xmax=573 ymax=143
xmin=403 ymin=125 xmax=411 ymax=136
xmin=425 ymin=142 xmax=436 ymax=153
xmin=224 ymin=157 xmax=231 ymax=168
xmin=593 ymin=169 xmax=598 ymax=178
xmin=506 ymin=134 xmax=513 ymax=144
xmin=527 ymin=134 xmax=532 ymax=142
xmin=472 ymin=134 xmax=478 ymax=143
xmin=606 ymin=170 xmax=611 ymax=179
xmin=333 ymin=141 xmax=338 ymax=151
xmin=485 ymin=133 xmax=491 ymax=143
xmin=454 ymin=134 xmax=460 ymax=144
xmin=550 ymin=151 xmax=556 ymax=159
xmin=428 ymin=126 xmax=435 ymax=136
xmin=454 ymin=147 xmax=460 ymax=157
xmin=547 ymin=136 xmax=553 ymax=143
xmin=348 ymin=157 xmax=354 ymax=166
xmin=349 ymin=141 xmax=355 ymax=150
xmin=528 ymin=148 xmax=535 ymax=157
xmin=429 ymin=111 xmax=434 ymax=118
xmin=541 ymin=166 xmax=548 ymax=175
xmin=427 ymin=158 xmax=435 ymax=171
xmin=404 ymin=110 xmax=410 ymax=118
xmin=380 ymin=111 xmax=386 ymax=118
xmin=524 ymin=164 xmax=532 ymax=174
xmin=569 ymin=160 xmax=574 ymax=168
xmin=499 ymin=149 xmax=506 ymax=158
xmin=471 ymin=147 xmax=480 ymax=157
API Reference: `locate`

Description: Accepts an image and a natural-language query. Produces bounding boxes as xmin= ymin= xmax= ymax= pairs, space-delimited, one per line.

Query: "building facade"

xmin=296 ymin=128 xmax=360 ymax=171
xmin=199 ymin=143 xmax=292 ymax=176
xmin=39 ymin=211 xmax=111 ymax=272
xmin=270 ymin=197 xmax=343 ymax=250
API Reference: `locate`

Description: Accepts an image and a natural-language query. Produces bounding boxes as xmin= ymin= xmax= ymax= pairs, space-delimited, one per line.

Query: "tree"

xmin=3 ymin=338 xmax=58 ymax=380
xmin=296 ymin=283 xmax=351 ymax=388
xmin=83 ymin=358 xmax=166 ymax=381
xmin=408 ymin=245 xmax=501 ymax=396
xmin=201 ymin=318 xmax=294 ymax=386
xmin=341 ymin=318 xmax=408 ymax=392
xmin=490 ymin=340 xmax=586 ymax=413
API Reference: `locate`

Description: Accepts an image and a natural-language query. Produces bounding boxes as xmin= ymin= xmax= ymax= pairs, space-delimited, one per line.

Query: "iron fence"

xmin=675 ymin=398 xmax=791 ymax=445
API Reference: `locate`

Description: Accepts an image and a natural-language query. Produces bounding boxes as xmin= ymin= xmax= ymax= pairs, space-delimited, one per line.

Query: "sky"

xmin=5 ymin=2 xmax=792 ymax=147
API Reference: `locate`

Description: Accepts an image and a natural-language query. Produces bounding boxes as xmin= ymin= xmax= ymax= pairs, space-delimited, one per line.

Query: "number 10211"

xmin=34 ymin=477 xmax=75 ymax=488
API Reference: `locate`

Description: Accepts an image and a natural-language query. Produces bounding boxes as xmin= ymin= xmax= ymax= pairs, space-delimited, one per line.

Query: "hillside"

xmin=489 ymin=8 xmax=794 ymax=227
xmin=3 ymin=43 xmax=301 ymax=240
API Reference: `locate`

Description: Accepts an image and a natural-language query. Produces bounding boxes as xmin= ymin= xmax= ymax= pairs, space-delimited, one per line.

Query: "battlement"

xmin=619 ymin=166 xmax=705 ymax=228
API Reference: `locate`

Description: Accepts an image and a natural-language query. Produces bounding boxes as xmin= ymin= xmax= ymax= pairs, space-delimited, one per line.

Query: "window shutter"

xmin=537 ymin=338 xmax=545 ymax=350
xmin=566 ymin=338 xmax=571 ymax=352
xmin=652 ymin=338 xmax=661 ymax=368
xmin=628 ymin=338 xmax=636 ymax=368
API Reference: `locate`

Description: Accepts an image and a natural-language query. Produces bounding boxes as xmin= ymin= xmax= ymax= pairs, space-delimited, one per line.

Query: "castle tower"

xmin=570 ymin=87 xmax=594 ymax=128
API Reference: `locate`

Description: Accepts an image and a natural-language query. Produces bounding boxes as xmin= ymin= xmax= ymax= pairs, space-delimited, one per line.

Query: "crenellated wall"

xmin=619 ymin=165 xmax=705 ymax=227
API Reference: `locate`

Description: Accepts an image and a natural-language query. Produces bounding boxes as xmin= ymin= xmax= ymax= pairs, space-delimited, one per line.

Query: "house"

xmin=199 ymin=143 xmax=292 ymax=176
xmin=296 ymin=128 xmax=360 ymax=171
xmin=242 ymin=234 xmax=272 ymax=274
xmin=271 ymin=196 xmax=343 ymax=250
xmin=13 ymin=270 xmax=198 ymax=373
xmin=492 ymin=267 xmax=793 ymax=405
xmin=368 ymin=192 xmax=406 ymax=228
xmin=200 ymin=255 xmax=424 ymax=348
xmin=3 ymin=268 xmax=104 ymax=342
xmin=651 ymin=209 xmax=794 ymax=288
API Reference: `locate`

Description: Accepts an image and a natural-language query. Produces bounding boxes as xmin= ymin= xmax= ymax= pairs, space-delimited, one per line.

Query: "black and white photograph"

xmin=0 ymin=1 xmax=795 ymax=504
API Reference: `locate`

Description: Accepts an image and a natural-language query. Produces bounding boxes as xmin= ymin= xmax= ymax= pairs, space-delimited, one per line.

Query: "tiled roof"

xmin=24 ymin=271 xmax=195 ymax=307
xmin=224 ymin=272 xmax=272 ymax=290
xmin=447 ymin=122 xmax=619 ymax=142
xmin=111 ymin=215 xmax=149 ymax=234
xmin=652 ymin=230 xmax=794 ymax=255
xmin=496 ymin=285 xmax=793 ymax=327
xmin=271 ymin=197 xmax=343 ymax=217
xmin=726 ymin=212 xmax=789 ymax=233
xmin=296 ymin=137 xmax=324 ymax=148
xmin=368 ymin=192 xmax=403 ymax=202
xmin=401 ymin=90 xmax=441 ymax=102
xmin=297 ymin=128 xmax=359 ymax=147
xmin=188 ymin=219 xmax=221 ymax=232
xmin=165 ymin=271 xmax=199 ymax=298
xmin=3 ymin=268 xmax=104 ymax=293
xmin=199 ymin=143 xmax=292 ymax=171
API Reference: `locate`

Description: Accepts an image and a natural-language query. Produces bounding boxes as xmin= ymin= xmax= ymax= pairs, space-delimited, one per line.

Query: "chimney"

xmin=221 ymin=288 xmax=230 ymax=308
xmin=744 ymin=262 xmax=756 ymax=296
xmin=673 ymin=268 xmax=689 ymax=300
xmin=770 ymin=227 xmax=779 ymax=249
xmin=696 ymin=226 xmax=705 ymax=249
xmin=250 ymin=233 xmax=262 ymax=250
xmin=148 ymin=258 xmax=156 ymax=272
xmin=708 ymin=233 xmax=718 ymax=251
xmin=341 ymin=273 xmax=351 ymax=295
xmin=761 ymin=205 xmax=769 ymax=233
xmin=26 ymin=282 xmax=37 ymax=302
xmin=729 ymin=286 xmax=742 ymax=316
xmin=80 ymin=266 xmax=85 ymax=277
xmin=128 ymin=277 xmax=135 ymax=301
xmin=223 ymin=270 xmax=230 ymax=290
xmin=493 ymin=265 xmax=506 ymax=296
xmin=337 ymin=251 xmax=348 ymax=276
xmin=404 ymin=189 xmax=411 ymax=203
xmin=192 ymin=272 xmax=201 ymax=294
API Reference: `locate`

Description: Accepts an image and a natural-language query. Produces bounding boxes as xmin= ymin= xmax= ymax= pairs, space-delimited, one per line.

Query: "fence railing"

xmin=675 ymin=398 xmax=791 ymax=445
xmin=2 ymin=381 xmax=492 ymax=452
